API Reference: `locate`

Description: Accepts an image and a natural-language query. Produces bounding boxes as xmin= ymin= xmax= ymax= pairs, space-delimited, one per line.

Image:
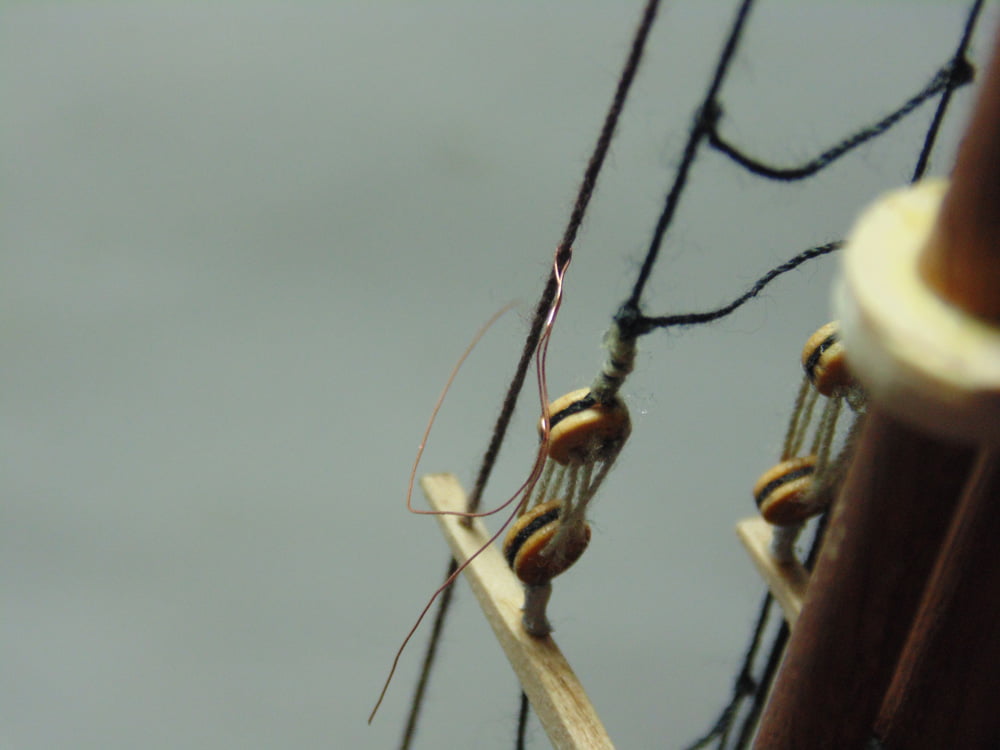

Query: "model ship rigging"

xmin=374 ymin=1 xmax=998 ymax=747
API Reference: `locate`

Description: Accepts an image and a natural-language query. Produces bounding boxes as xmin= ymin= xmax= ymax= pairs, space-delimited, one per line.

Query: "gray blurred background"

xmin=3 ymin=3 xmax=995 ymax=748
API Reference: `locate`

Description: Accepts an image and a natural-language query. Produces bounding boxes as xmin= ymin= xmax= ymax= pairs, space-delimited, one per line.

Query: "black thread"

xmin=624 ymin=0 xmax=978 ymax=329
xmin=805 ymin=510 xmax=830 ymax=572
xmin=730 ymin=511 xmax=830 ymax=749
xmin=732 ymin=619 xmax=790 ymax=749
xmin=683 ymin=508 xmax=831 ymax=750
xmin=398 ymin=558 xmax=459 ymax=750
xmin=708 ymin=58 xmax=974 ymax=181
xmin=912 ymin=0 xmax=984 ymax=181
xmin=515 ymin=691 xmax=530 ymax=750
xmin=621 ymin=242 xmax=842 ymax=337
xmin=679 ymin=594 xmax=772 ymax=750
xmin=627 ymin=0 xmax=757 ymax=309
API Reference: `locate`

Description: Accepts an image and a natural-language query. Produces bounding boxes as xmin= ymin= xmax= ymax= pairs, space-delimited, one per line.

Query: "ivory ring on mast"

xmin=835 ymin=179 xmax=1000 ymax=445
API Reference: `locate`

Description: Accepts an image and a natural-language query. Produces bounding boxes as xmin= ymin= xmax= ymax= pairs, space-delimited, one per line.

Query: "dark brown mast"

xmin=876 ymin=21 xmax=1000 ymax=748
xmin=754 ymin=20 xmax=1000 ymax=750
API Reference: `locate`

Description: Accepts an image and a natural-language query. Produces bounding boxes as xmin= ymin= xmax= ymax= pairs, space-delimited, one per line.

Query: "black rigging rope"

xmin=616 ymin=0 xmax=977 ymax=342
xmin=626 ymin=0 xmax=757 ymax=310
xmin=912 ymin=0 xmax=984 ymax=182
xmin=680 ymin=594 xmax=773 ymax=750
xmin=707 ymin=57 xmax=974 ymax=182
xmin=618 ymin=241 xmax=842 ymax=337
xmin=515 ymin=692 xmax=530 ymax=750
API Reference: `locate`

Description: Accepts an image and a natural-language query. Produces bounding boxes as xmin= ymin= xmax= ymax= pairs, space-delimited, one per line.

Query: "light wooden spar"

xmin=735 ymin=518 xmax=808 ymax=626
xmin=421 ymin=473 xmax=615 ymax=750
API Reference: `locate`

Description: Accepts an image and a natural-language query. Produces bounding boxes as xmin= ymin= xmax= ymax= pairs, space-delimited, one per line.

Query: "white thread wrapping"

xmin=590 ymin=321 xmax=637 ymax=402
xmin=836 ymin=178 xmax=1000 ymax=445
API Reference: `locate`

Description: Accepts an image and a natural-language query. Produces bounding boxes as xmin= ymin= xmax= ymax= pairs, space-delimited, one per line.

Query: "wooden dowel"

xmin=756 ymin=16 xmax=1000 ymax=746
xmin=735 ymin=518 xmax=809 ymax=626
xmin=921 ymin=22 xmax=1000 ymax=320
xmin=876 ymin=449 xmax=1000 ymax=748
xmin=420 ymin=473 xmax=614 ymax=750
xmin=752 ymin=408 xmax=975 ymax=750
xmin=874 ymin=19 xmax=1000 ymax=746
